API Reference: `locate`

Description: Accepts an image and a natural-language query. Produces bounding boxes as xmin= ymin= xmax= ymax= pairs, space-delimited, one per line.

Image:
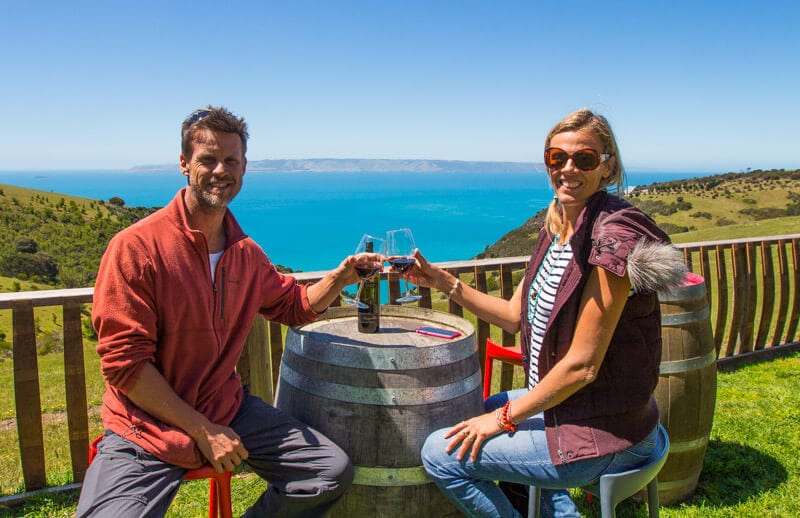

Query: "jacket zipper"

xmin=218 ymin=267 xmax=226 ymax=320
xmin=554 ymin=412 xmax=566 ymax=463
xmin=545 ymin=333 xmax=567 ymax=464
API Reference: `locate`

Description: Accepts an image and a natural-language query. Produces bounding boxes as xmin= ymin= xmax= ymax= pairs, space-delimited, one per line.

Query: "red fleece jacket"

xmin=93 ymin=189 xmax=319 ymax=468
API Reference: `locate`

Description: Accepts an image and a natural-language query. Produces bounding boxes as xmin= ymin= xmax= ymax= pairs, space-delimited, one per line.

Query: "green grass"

xmin=0 ymin=277 xmax=63 ymax=361
xmin=670 ymin=215 xmax=800 ymax=244
xmin=0 ymin=340 xmax=104 ymax=420
xmin=660 ymin=352 xmax=800 ymax=517
xmin=1 ymin=347 xmax=797 ymax=517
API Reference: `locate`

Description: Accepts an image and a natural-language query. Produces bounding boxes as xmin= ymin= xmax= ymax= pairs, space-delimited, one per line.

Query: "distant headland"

xmin=127 ymin=158 xmax=541 ymax=173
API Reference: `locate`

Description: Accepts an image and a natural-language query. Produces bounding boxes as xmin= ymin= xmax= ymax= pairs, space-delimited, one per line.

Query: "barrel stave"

xmin=275 ymin=307 xmax=481 ymax=516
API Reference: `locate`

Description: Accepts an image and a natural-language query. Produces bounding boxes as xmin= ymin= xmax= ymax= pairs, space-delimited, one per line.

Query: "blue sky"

xmin=2 ymin=0 xmax=798 ymax=172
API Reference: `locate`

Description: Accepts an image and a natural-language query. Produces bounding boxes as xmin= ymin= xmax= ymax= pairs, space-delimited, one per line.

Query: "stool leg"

xmin=483 ymin=358 xmax=493 ymax=400
xmin=600 ymin=494 xmax=617 ymax=518
xmin=646 ymin=479 xmax=660 ymax=518
xmin=208 ymin=479 xmax=218 ymax=518
xmin=217 ymin=472 xmax=233 ymax=518
xmin=528 ymin=485 xmax=541 ymax=518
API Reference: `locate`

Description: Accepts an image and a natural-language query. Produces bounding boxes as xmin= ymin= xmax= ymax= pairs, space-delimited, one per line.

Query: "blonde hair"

xmin=543 ymin=108 xmax=626 ymax=236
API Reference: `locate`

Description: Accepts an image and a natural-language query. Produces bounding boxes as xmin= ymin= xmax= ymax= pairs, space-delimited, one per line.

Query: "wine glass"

xmin=341 ymin=234 xmax=385 ymax=309
xmin=386 ymin=228 xmax=422 ymax=303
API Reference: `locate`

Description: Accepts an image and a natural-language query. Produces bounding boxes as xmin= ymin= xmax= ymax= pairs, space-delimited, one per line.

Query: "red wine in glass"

xmin=389 ymin=257 xmax=415 ymax=273
xmin=356 ymin=265 xmax=383 ymax=278
xmin=386 ymin=228 xmax=422 ymax=303
xmin=342 ymin=234 xmax=385 ymax=309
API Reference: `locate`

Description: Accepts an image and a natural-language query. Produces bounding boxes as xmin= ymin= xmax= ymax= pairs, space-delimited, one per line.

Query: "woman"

xmin=413 ymin=109 xmax=686 ymax=517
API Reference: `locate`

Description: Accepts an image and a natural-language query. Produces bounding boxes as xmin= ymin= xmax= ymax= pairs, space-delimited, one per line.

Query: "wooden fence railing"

xmin=678 ymin=235 xmax=800 ymax=358
xmin=1 ymin=234 xmax=798 ymax=502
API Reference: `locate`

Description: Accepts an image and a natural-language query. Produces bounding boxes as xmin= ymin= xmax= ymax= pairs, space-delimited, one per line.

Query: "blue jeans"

xmin=421 ymin=389 xmax=658 ymax=518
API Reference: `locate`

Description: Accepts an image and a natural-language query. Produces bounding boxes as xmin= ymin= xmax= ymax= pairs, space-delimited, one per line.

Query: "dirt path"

xmin=0 ymin=406 xmax=102 ymax=432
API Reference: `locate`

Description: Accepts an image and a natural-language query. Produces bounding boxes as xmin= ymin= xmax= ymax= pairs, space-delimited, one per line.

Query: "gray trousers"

xmin=76 ymin=393 xmax=353 ymax=517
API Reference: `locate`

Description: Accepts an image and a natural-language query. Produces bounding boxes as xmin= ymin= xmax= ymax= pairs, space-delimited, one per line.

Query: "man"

xmin=77 ymin=106 xmax=365 ymax=517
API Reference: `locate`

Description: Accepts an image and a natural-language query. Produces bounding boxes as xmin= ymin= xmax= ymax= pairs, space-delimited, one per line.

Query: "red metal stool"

xmin=88 ymin=434 xmax=233 ymax=518
xmin=483 ymin=338 xmax=523 ymax=400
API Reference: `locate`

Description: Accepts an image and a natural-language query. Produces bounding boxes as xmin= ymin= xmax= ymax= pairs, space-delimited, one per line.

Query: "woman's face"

xmin=546 ymin=129 xmax=614 ymax=212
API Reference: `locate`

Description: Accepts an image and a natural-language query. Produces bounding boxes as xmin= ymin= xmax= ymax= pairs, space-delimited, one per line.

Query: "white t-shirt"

xmin=209 ymin=251 xmax=224 ymax=282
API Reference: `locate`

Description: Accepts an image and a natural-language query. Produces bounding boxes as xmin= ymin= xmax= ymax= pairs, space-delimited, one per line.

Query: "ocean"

xmin=0 ymin=169 xmax=709 ymax=272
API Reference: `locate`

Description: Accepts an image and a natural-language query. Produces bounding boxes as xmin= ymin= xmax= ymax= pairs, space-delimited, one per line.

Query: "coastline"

xmin=0 ymin=169 xmax=723 ymax=272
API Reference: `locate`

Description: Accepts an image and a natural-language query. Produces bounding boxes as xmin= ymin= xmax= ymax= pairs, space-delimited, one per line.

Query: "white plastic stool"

xmin=528 ymin=423 xmax=669 ymax=518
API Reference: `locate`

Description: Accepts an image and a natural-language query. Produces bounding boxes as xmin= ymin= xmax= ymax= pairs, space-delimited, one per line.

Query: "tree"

xmin=14 ymin=237 xmax=39 ymax=254
xmin=109 ymin=196 xmax=125 ymax=207
xmin=0 ymin=252 xmax=59 ymax=283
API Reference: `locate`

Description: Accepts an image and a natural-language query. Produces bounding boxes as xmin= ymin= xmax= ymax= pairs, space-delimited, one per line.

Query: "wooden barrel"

xmin=274 ymin=305 xmax=483 ymax=517
xmin=655 ymin=272 xmax=717 ymax=505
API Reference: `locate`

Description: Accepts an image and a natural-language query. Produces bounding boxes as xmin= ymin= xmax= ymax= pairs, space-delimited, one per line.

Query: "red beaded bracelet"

xmin=500 ymin=401 xmax=517 ymax=433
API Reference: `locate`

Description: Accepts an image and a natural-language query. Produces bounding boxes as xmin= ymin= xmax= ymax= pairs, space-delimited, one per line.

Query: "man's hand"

xmin=125 ymin=362 xmax=249 ymax=472
xmin=307 ymin=252 xmax=386 ymax=312
xmin=190 ymin=422 xmax=249 ymax=473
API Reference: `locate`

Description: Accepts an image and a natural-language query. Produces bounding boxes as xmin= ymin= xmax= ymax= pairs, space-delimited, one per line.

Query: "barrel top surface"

xmin=291 ymin=306 xmax=474 ymax=348
xmin=285 ymin=306 xmax=476 ymax=369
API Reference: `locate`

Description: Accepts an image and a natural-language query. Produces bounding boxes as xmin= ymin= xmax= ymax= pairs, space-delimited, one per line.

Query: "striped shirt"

xmin=527 ymin=239 xmax=573 ymax=389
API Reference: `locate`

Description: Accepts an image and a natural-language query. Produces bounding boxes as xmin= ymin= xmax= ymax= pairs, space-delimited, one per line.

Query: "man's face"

xmin=180 ymin=129 xmax=247 ymax=211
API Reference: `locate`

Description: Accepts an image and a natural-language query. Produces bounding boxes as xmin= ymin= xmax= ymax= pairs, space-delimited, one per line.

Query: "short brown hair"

xmin=181 ymin=105 xmax=249 ymax=158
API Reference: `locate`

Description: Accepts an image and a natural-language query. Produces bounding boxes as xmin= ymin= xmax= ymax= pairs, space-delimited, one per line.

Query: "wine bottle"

xmin=357 ymin=241 xmax=380 ymax=333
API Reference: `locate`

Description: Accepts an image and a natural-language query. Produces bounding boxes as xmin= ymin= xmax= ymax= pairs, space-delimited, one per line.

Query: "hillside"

xmin=477 ymin=168 xmax=800 ymax=259
xmin=0 ymin=184 xmax=155 ymax=289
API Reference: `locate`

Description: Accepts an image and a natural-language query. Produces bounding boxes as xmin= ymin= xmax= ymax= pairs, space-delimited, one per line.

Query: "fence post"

xmin=12 ymin=300 xmax=46 ymax=491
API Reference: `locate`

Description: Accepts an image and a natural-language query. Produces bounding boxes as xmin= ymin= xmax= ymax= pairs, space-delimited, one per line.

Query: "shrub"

xmin=786 ymin=192 xmax=800 ymax=215
xmin=659 ymin=222 xmax=689 ymax=234
xmin=486 ymin=274 xmax=499 ymax=292
xmin=740 ymin=207 xmax=786 ymax=220
xmin=0 ymin=252 xmax=59 ymax=283
xmin=14 ymin=237 xmax=39 ymax=254
xmin=37 ymin=330 xmax=64 ymax=355
xmin=633 ymin=199 xmax=677 ymax=216
xmin=82 ymin=312 xmax=97 ymax=340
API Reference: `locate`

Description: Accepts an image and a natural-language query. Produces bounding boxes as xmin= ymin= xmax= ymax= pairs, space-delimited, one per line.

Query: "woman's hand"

xmin=404 ymin=249 xmax=447 ymax=291
xmin=444 ymin=412 xmax=504 ymax=462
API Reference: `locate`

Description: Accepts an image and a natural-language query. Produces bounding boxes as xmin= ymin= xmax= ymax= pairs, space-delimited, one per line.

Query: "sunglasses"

xmin=185 ymin=109 xmax=212 ymax=126
xmin=544 ymin=147 xmax=613 ymax=172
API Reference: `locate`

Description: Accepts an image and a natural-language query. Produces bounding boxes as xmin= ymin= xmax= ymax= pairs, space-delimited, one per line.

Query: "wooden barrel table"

xmin=274 ymin=306 xmax=483 ymax=517
xmin=656 ymin=272 xmax=717 ymax=505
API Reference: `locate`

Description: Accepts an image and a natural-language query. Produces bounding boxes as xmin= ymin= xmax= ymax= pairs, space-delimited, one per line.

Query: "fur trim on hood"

xmin=627 ymin=240 xmax=688 ymax=293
